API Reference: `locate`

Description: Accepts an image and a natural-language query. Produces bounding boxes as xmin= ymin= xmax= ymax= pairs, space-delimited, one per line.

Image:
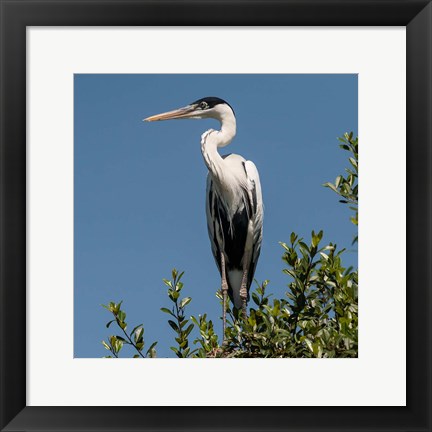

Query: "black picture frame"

xmin=1 ymin=1 xmax=431 ymax=431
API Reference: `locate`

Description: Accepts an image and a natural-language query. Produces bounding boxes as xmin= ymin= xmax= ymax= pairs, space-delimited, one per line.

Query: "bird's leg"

xmin=220 ymin=253 xmax=228 ymax=343
xmin=240 ymin=268 xmax=249 ymax=320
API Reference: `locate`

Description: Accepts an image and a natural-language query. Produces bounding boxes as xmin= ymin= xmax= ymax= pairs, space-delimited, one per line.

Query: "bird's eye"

xmin=200 ymin=101 xmax=208 ymax=110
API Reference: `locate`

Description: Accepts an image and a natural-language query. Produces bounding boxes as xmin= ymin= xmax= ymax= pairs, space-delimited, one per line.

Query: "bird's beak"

xmin=144 ymin=104 xmax=198 ymax=122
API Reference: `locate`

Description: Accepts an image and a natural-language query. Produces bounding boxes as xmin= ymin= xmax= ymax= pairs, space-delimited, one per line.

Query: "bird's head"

xmin=144 ymin=97 xmax=235 ymax=123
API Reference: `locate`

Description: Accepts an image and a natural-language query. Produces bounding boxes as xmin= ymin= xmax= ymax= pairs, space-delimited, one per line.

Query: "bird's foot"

xmin=240 ymin=286 xmax=248 ymax=320
xmin=222 ymin=288 xmax=228 ymax=343
xmin=241 ymin=301 xmax=247 ymax=320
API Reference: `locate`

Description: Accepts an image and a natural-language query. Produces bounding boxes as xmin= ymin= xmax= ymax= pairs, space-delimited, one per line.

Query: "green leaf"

xmin=172 ymin=268 xmax=178 ymax=280
xmin=136 ymin=342 xmax=144 ymax=351
xmin=130 ymin=324 xmax=144 ymax=337
xmin=117 ymin=310 xmax=126 ymax=322
xmin=115 ymin=339 xmax=123 ymax=353
xmin=168 ymin=320 xmax=179 ymax=332
xmin=160 ymin=307 xmax=174 ymax=316
xmin=252 ymin=292 xmax=260 ymax=306
xmin=134 ymin=327 xmax=144 ymax=343
xmin=184 ymin=323 xmax=194 ymax=337
xmin=323 ymin=182 xmax=338 ymax=193
xmin=305 ymin=338 xmax=313 ymax=353
xmin=298 ymin=241 xmax=310 ymax=252
xmin=146 ymin=341 xmax=158 ymax=356
xmin=319 ymin=252 xmax=329 ymax=260
xmin=163 ymin=278 xmax=173 ymax=288
xmin=279 ymin=242 xmax=290 ymax=252
xmin=106 ymin=320 xmax=115 ymax=328
xmin=180 ymin=297 xmax=192 ymax=309
xmin=311 ymin=232 xmax=319 ymax=248
xmin=102 ymin=340 xmax=110 ymax=351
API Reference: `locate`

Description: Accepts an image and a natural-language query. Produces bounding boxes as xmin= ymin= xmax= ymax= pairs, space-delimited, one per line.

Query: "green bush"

xmin=101 ymin=133 xmax=358 ymax=358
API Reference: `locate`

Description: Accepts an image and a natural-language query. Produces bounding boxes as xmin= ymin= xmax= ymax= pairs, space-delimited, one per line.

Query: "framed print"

xmin=1 ymin=1 xmax=431 ymax=431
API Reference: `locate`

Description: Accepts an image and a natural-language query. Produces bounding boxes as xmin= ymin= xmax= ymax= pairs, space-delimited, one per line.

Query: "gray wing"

xmin=205 ymin=160 xmax=263 ymax=295
xmin=243 ymin=160 xmax=264 ymax=289
xmin=206 ymin=175 xmax=223 ymax=274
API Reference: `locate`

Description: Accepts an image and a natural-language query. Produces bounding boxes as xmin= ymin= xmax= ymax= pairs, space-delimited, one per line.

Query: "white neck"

xmin=200 ymin=104 xmax=236 ymax=178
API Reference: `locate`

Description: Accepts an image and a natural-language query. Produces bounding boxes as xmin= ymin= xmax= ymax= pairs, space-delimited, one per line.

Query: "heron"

xmin=145 ymin=97 xmax=263 ymax=340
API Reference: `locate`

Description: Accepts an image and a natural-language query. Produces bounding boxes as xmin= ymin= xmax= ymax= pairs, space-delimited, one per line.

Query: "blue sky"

xmin=74 ymin=74 xmax=358 ymax=358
